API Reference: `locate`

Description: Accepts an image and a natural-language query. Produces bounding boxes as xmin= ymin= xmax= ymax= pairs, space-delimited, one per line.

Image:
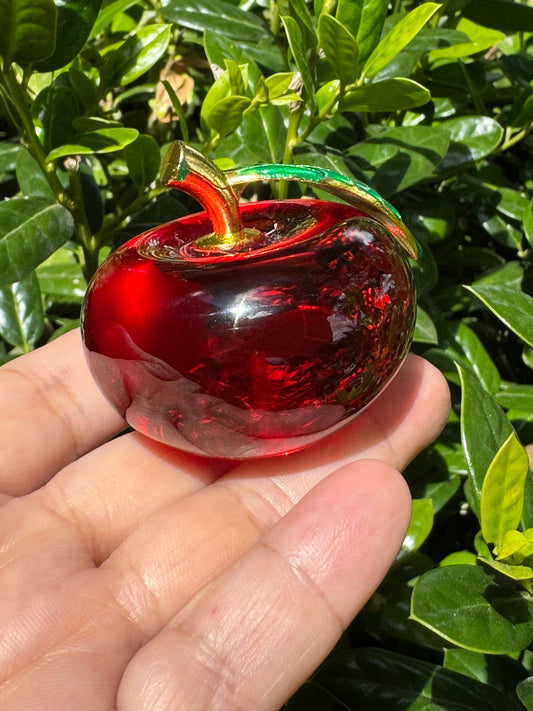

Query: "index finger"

xmin=0 ymin=330 xmax=126 ymax=496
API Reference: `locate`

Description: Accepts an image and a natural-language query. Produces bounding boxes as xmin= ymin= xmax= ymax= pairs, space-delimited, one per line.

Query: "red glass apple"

xmin=81 ymin=143 xmax=417 ymax=458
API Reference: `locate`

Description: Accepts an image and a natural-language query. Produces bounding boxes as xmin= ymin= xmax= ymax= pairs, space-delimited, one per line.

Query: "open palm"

xmin=0 ymin=330 xmax=449 ymax=711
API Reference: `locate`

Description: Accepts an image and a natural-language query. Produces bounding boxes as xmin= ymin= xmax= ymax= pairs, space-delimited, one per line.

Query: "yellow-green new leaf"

xmin=480 ymin=432 xmax=530 ymax=547
xmin=362 ymin=2 xmax=441 ymax=79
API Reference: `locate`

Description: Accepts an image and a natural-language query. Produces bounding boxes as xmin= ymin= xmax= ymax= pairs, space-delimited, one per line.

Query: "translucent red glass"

xmin=82 ymin=199 xmax=416 ymax=458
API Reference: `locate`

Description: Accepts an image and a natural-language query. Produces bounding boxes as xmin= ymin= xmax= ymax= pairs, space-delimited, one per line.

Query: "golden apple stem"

xmin=161 ymin=142 xmax=244 ymax=245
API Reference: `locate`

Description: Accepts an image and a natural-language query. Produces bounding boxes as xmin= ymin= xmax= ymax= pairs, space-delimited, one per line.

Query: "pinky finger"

xmin=117 ymin=460 xmax=411 ymax=711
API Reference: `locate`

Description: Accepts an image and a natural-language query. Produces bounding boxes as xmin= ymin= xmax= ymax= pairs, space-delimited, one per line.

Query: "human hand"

xmin=0 ymin=330 xmax=449 ymax=711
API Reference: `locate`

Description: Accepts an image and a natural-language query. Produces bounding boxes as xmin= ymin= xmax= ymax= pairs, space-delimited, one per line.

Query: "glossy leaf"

xmin=517 ymin=678 xmax=533 ymax=711
xmin=37 ymin=260 xmax=86 ymax=304
xmin=281 ymin=16 xmax=315 ymax=107
xmin=480 ymin=433 xmax=530 ymax=546
xmin=335 ymin=0 xmax=362 ymax=36
xmin=438 ymin=117 xmax=504 ymax=172
xmin=160 ymin=0 xmax=271 ymax=44
xmin=362 ymin=2 xmax=440 ymax=79
xmin=341 ymin=78 xmax=430 ymax=113
xmin=35 ymin=0 xmax=102 ymax=71
xmin=444 ymin=648 xmax=528 ymax=697
xmin=523 ymin=198 xmax=533 ymax=249
xmin=90 ymin=0 xmax=136 ymax=37
xmin=356 ymin=0 xmax=388 ymax=67
xmin=318 ymin=13 xmax=359 ymax=87
xmin=101 ymin=24 xmax=171 ymax=87
xmin=204 ymin=96 xmax=251 ymax=140
xmin=466 ymin=283 xmax=533 ymax=349
xmin=204 ymin=31 xmax=262 ymax=89
xmin=444 ymin=321 xmax=501 ymax=395
xmin=411 ymin=564 xmax=533 ymax=654
xmin=124 ymin=134 xmax=161 ymax=189
xmin=0 ymin=0 xmax=56 ymax=65
xmin=0 ymin=273 xmax=44 ymax=349
xmin=458 ymin=365 xmax=513 ymax=516
xmin=15 ymin=148 xmax=56 ymax=200
xmin=347 ymin=125 xmax=449 ymax=195
xmin=0 ymin=199 xmax=74 ymax=286
xmin=398 ymin=499 xmax=433 ymax=559
xmin=462 ymin=0 xmax=533 ymax=32
xmin=496 ymin=382 xmax=533 ymax=412
xmin=46 ymin=128 xmax=139 ymax=161
xmin=413 ymin=306 xmax=438 ymax=344
xmin=313 ymin=647 xmax=523 ymax=710
xmin=429 ymin=18 xmax=504 ymax=61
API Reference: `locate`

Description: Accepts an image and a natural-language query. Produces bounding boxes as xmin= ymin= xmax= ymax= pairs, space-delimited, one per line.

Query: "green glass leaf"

xmin=362 ymin=2 xmax=440 ymax=79
xmin=0 ymin=273 xmax=44 ymax=350
xmin=341 ymin=78 xmax=430 ymax=113
xmin=0 ymin=0 xmax=56 ymax=65
xmin=123 ymin=134 xmax=161 ymax=189
xmin=46 ymin=127 xmax=139 ymax=161
xmin=318 ymin=13 xmax=359 ymax=86
xmin=101 ymin=24 xmax=171 ymax=87
xmin=35 ymin=0 xmax=102 ymax=71
xmin=411 ymin=564 xmax=533 ymax=654
xmin=429 ymin=18 xmax=504 ymax=61
xmin=281 ymin=15 xmax=315 ymax=107
xmin=398 ymin=499 xmax=433 ymax=560
xmin=462 ymin=0 xmax=533 ymax=33
xmin=0 ymin=199 xmax=75 ymax=286
xmin=347 ymin=124 xmax=449 ymax=196
xmin=314 ymin=647 xmax=523 ymax=710
xmin=458 ymin=365 xmax=513 ymax=516
xmin=356 ymin=0 xmax=388 ymax=67
xmin=15 ymin=148 xmax=56 ymax=200
xmin=437 ymin=116 xmax=504 ymax=172
xmin=480 ymin=433 xmax=530 ymax=546
xmin=517 ymin=677 xmax=533 ymax=711
xmin=413 ymin=306 xmax=438 ymax=344
xmin=466 ymin=283 xmax=533 ymax=349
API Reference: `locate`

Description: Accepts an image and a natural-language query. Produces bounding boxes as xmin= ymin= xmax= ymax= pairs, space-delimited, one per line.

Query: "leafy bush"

xmin=1 ymin=0 xmax=533 ymax=707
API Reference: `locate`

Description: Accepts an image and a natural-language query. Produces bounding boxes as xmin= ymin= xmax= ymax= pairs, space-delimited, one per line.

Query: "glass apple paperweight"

xmin=81 ymin=142 xmax=418 ymax=459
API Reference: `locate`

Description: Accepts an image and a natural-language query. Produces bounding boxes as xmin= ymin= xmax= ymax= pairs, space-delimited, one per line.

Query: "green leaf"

xmin=362 ymin=2 xmax=441 ymax=79
xmin=35 ymin=0 xmax=103 ymax=71
xmin=281 ymin=15 xmax=315 ymax=107
xmin=356 ymin=0 xmax=388 ymax=67
xmin=46 ymin=127 xmax=139 ymax=161
xmin=0 ymin=273 xmax=44 ymax=350
xmin=438 ymin=117 xmax=504 ymax=172
xmin=523 ymin=198 xmax=533 ymax=250
xmin=429 ymin=18 xmax=504 ymax=61
xmin=123 ymin=134 xmax=161 ymax=189
xmin=0 ymin=143 xmax=22 ymax=173
xmin=335 ymin=0 xmax=363 ymax=37
xmin=496 ymin=382 xmax=533 ymax=412
xmin=0 ymin=199 xmax=74 ymax=286
xmin=101 ymin=24 xmax=171 ymax=87
xmin=90 ymin=0 xmax=136 ymax=38
xmin=443 ymin=321 xmax=501 ymax=395
xmin=160 ymin=0 xmax=271 ymax=44
xmin=462 ymin=0 xmax=533 ymax=33
xmin=318 ymin=13 xmax=359 ymax=87
xmin=0 ymin=0 xmax=57 ymax=65
xmin=458 ymin=365 xmax=513 ymax=516
xmin=32 ymin=73 xmax=85 ymax=153
xmin=466 ymin=283 xmax=533 ymax=349
xmin=341 ymin=78 xmax=430 ymax=113
xmin=287 ymin=0 xmax=317 ymax=52
xmin=398 ymin=499 xmax=433 ymax=559
xmin=517 ymin=677 xmax=533 ymax=711
xmin=15 ymin=148 xmax=56 ymax=200
xmin=204 ymin=96 xmax=251 ymax=140
xmin=37 ymin=260 xmax=86 ymax=304
xmin=347 ymin=124 xmax=449 ymax=195
xmin=204 ymin=30 xmax=262 ymax=88
xmin=414 ymin=306 xmax=438 ymax=344
xmin=314 ymin=647 xmax=523 ymax=710
xmin=444 ymin=647 xmax=528 ymax=696
xmin=480 ymin=433 xmax=530 ymax=546
xmin=411 ymin=564 xmax=533 ymax=654
xmin=218 ymin=105 xmax=286 ymax=164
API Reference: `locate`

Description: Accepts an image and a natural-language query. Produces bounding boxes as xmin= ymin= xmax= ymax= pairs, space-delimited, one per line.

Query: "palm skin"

xmin=0 ymin=330 xmax=450 ymax=711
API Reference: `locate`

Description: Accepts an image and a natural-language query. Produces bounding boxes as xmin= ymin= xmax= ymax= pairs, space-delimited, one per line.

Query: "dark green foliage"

xmin=1 ymin=0 xmax=533 ymax=707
